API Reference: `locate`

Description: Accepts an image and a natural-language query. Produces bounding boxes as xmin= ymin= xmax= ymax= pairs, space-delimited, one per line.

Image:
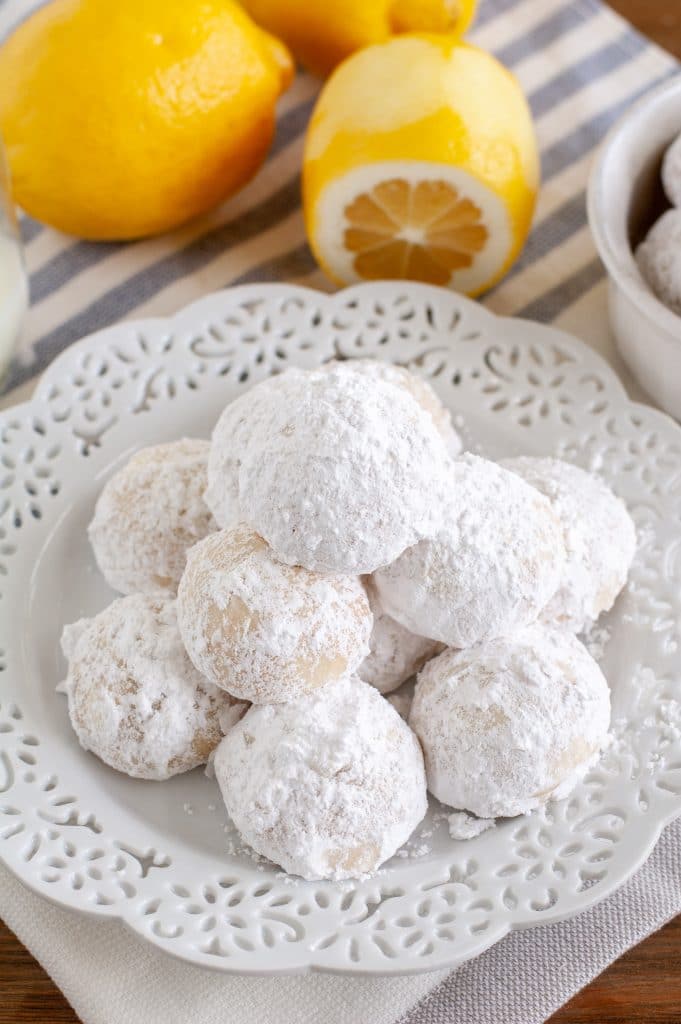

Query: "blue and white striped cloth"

xmin=0 ymin=0 xmax=678 ymax=398
xmin=1 ymin=4 xmax=680 ymax=1024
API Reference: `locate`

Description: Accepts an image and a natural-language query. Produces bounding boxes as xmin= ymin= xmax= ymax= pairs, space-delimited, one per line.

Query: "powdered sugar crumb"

xmin=582 ymin=620 xmax=612 ymax=662
xmin=448 ymin=812 xmax=496 ymax=841
xmin=407 ymin=843 xmax=430 ymax=858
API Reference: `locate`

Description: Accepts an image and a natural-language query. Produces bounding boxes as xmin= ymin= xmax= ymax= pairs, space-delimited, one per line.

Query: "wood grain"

xmin=0 ymin=918 xmax=74 ymax=1022
xmin=548 ymin=914 xmax=681 ymax=1023
xmin=1 ymin=3 xmax=680 ymax=1022
xmin=607 ymin=0 xmax=681 ymax=58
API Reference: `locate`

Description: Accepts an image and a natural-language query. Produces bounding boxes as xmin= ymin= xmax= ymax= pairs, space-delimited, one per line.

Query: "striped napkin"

xmin=1 ymin=0 xmax=678 ymax=397
xmin=0 ymin=2 xmax=680 ymax=1023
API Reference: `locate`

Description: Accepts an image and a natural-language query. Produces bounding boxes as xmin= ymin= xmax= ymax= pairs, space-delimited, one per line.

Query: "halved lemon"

xmin=303 ymin=36 xmax=539 ymax=296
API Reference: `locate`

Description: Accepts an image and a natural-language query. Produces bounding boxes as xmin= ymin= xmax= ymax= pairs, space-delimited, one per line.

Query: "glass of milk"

xmin=0 ymin=135 xmax=28 ymax=382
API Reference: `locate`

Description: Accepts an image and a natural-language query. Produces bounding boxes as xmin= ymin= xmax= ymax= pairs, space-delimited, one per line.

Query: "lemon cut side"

xmin=313 ymin=161 xmax=513 ymax=294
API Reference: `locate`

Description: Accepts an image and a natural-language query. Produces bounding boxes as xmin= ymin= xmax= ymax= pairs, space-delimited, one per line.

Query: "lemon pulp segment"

xmin=313 ymin=162 xmax=512 ymax=292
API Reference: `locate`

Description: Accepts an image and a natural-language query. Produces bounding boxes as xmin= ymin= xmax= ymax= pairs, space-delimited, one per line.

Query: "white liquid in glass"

xmin=0 ymin=233 xmax=27 ymax=375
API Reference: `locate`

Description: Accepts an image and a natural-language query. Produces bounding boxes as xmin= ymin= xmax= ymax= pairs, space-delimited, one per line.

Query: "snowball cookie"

xmin=662 ymin=131 xmax=681 ymax=208
xmin=89 ymin=439 xmax=216 ymax=595
xmin=205 ymin=370 xmax=307 ymax=530
xmin=210 ymin=363 xmax=453 ymax=573
xmin=358 ymin=578 xmax=443 ymax=694
xmin=374 ymin=454 xmax=566 ymax=648
xmin=323 ymin=359 xmax=462 ymax=456
xmin=410 ymin=625 xmax=611 ymax=818
xmin=177 ymin=523 xmax=372 ymax=703
xmin=501 ymin=456 xmax=636 ymax=632
xmin=60 ymin=594 xmax=244 ymax=781
xmin=214 ymin=675 xmax=427 ymax=880
xmin=636 ymin=209 xmax=681 ymax=316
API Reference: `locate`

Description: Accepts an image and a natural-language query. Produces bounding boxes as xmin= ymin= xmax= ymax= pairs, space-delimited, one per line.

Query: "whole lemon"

xmin=240 ymin=0 xmax=477 ymax=77
xmin=303 ymin=36 xmax=539 ymax=296
xmin=0 ymin=0 xmax=293 ymax=239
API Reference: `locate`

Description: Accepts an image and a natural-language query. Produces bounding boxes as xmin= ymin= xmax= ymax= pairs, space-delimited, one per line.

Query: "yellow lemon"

xmin=0 ymin=0 xmax=293 ymax=240
xmin=240 ymin=0 xmax=477 ymax=77
xmin=303 ymin=36 xmax=539 ymax=296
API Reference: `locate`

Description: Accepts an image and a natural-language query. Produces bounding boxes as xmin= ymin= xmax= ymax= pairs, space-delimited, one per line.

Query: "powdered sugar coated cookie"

xmin=89 ymin=439 xmax=216 ymax=595
xmin=177 ymin=524 xmax=372 ymax=703
xmin=502 ymin=456 xmax=636 ymax=632
xmin=636 ymin=209 xmax=681 ymax=316
xmin=374 ymin=454 xmax=566 ymax=648
xmin=410 ymin=625 xmax=610 ymax=818
xmin=209 ymin=364 xmax=453 ymax=573
xmin=60 ymin=594 xmax=243 ymax=781
xmin=214 ymin=675 xmax=427 ymax=880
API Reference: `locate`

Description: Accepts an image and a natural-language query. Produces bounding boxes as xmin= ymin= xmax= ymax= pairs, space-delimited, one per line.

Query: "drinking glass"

xmin=0 ymin=132 xmax=28 ymax=382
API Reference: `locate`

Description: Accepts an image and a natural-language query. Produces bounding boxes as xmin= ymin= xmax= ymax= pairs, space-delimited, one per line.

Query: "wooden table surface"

xmin=2 ymin=2 xmax=681 ymax=1022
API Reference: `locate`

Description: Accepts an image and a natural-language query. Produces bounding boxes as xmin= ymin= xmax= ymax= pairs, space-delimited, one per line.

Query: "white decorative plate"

xmin=1 ymin=282 xmax=680 ymax=975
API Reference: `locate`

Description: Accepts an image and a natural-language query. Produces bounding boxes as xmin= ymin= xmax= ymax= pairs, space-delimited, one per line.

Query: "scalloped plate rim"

xmin=0 ymin=280 xmax=678 ymax=975
xmin=0 ymin=804 xmax=676 ymax=977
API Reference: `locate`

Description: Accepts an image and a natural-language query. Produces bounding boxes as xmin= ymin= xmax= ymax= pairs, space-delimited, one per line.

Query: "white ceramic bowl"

xmin=588 ymin=75 xmax=681 ymax=420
